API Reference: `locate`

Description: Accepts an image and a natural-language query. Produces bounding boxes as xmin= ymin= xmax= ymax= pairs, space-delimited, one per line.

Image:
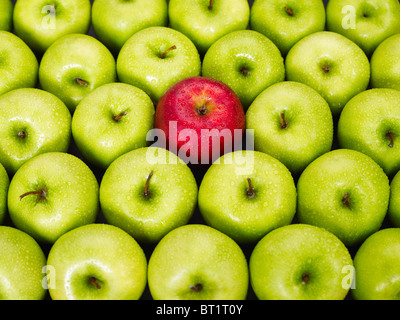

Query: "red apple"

xmin=154 ymin=77 xmax=245 ymax=165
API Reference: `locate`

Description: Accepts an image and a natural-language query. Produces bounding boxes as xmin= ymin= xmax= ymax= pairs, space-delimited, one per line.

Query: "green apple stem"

xmin=189 ymin=283 xmax=203 ymax=293
xmin=386 ymin=131 xmax=394 ymax=148
xmin=280 ymin=112 xmax=288 ymax=129
xmin=208 ymin=0 xmax=213 ymax=10
xmin=17 ymin=131 xmax=26 ymax=139
xmin=322 ymin=65 xmax=330 ymax=74
xmin=143 ymin=170 xmax=154 ymax=199
xmin=75 ymin=78 xmax=88 ymax=87
xmin=342 ymin=192 xmax=352 ymax=209
xmin=302 ymin=272 xmax=310 ymax=285
xmin=89 ymin=276 xmax=101 ymax=290
xmin=19 ymin=186 xmax=48 ymax=202
xmin=246 ymin=178 xmax=255 ymax=199
xmin=161 ymin=45 xmax=177 ymax=59
xmin=113 ymin=111 xmax=128 ymax=122
xmin=284 ymin=6 xmax=294 ymax=16
xmin=240 ymin=66 xmax=251 ymax=77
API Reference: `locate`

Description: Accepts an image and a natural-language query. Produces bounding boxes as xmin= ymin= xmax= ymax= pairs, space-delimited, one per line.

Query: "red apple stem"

xmin=75 ymin=78 xmax=88 ymax=87
xmin=189 ymin=283 xmax=203 ymax=293
xmin=284 ymin=6 xmax=294 ymax=16
xmin=197 ymin=105 xmax=208 ymax=116
xmin=246 ymin=178 xmax=255 ymax=199
xmin=113 ymin=111 xmax=128 ymax=122
xmin=89 ymin=276 xmax=101 ymax=290
xmin=280 ymin=112 xmax=288 ymax=129
xmin=144 ymin=170 xmax=154 ymax=198
xmin=209 ymin=0 xmax=213 ymax=10
xmin=161 ymin=45 xmax=177 ymax=59
xmin=387 ymin=131 xmax=394 ymax=148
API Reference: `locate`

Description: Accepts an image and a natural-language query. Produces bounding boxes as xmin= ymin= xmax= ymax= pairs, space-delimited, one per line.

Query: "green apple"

xmin=388 ymin=170 xmax=400 ymax=227
xmin=100 ymin=147 xmax=198 ymax=243
xmin=297 ymin=149 xmax=390 ymax=247
xmin=0 ymin=88 xmax=71 ymax=175
xmin=92 ymin=0 xmax=168 ymax=54
xmin=202 ymin=30 xmax=285 ymax=110
xmin=250 ymin=0 xmax=326 ymax=57
xmin=249 ymin=224 xmax=353 ymax=300
xmin=326 ymin=0 xmax=400 ymax=58
xmin=0 ymin=226 xmax=47 ymax=300
xmin=72 ymin=83 xmax=155 ymax=169
xmin=0 ymin=31 xmax=38 ymax=96
xmin=246 ymin=81 xmax=333 ymax=175
xmin=338 ymin=88 xmax=400 ymax=177
xmin=117 ymin=26 xmax=201 ymax=104
xmin=148 ymin=224 xmax=249 ymax=300
xmin=168 ymin=0 xmax=250 ymax=55
xmin=39 ymin=34 xmax=117 ymax=113
xmin=352 ymin=228 xmax=400 ymax=300
xmin=0 ymin=0 xmax=13 ymax=31
xmin=13 ymin=0 xmax=91 ymax=53
xmin=370 ymin=34 xmax=400 ymax=91
xmin=198 ymin=150 xmax=296 ymax=244
xmin=8 ymin=152 xmax=99 ymax=244
xmin=47 ymin=223 xmax=147 ymax=300
xmin=285 ymin=31 xmax=370 ymax=116
xmin=0 ymin=163 xmax=9 ymax=225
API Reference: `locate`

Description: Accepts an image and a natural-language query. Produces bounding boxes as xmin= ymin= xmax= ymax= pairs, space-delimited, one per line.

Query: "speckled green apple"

xmin=168 ymin=0 xmax=250 ymax=55
xmin=92 ymin=0 xmax=168 ymax=53
xmin=148 ymin=224 xmax=249 ymax=300
xmin=0 ymin=31 xmax=38 ymax=96
xmin=72 ymin=83 xmax=155 ymax=169
xmin=0 ymin=0 xmax=13 ymax=31
xmin=100 ymin=147 xmax=198 ymax=243
xmin=338 ymin=88 xmax=400 ymax=177
xmin=297 ymin=149 xmax=390 ymax=247
xmin=0 ymin=226 xmax=47 ymax=300
xmin=285 ymin=31 xmax=370 ymax=116
xmin=352 ymin=228 xmax=400 ymax=300
xmin=388 ymin=170 xmax=400 ymax=227
xmin=39 ymin=34 xmax=117 ymax=113
xmin=326 ymin=0 xmax=400 ymax=57
xmin=0 ymin=88 xmax=71 ymax=175
xmin=13 ymin=0 xmax=91 ymax=53
xmin=0 ymin=163 xmax=9 ymax=225
xmin=202 ymin=30 xmax=285 ymax=110
xmin=117 ymin=26 xmax=201 ymax=104
xmin=47 ymin=224 xmax=147 ymax=300
xmin=8 ymin=152 xmax=99 ymax=244
xmin=250 ymin=224 xmax=353 ymax=300
xmin=198 ymin=150 xmax=296 ymax=243
xmin=370 ymin=34 xmax=400 ymax=91
xmin=250 ymin=0 xmax=326 ymax=56
xmin=246 ymin=81 xmax=333 ymax=175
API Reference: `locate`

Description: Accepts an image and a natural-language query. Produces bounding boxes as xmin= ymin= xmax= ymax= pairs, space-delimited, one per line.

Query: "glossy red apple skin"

xmin=155 ymin=77 xmax=245 ymax=164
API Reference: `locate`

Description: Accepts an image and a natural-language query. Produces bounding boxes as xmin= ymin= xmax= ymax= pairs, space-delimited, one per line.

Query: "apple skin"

xmin=370 ymin=34 xmax=400 ymax=91
xmin=39 ymin=34 xmax=117 ymax=113
xmin=246 ymin=81 xmax=333 ymax=175
xmin=13 ymin=0 xmax=91 ymax=53
xmin=8 ymin=152 xmax=99 ymax=244
xmin=250 ymin=0 xmax=326 ymax=57
xmin=72 ymin=83 xmax=155 ymax=169
xmin=92 ymin=0 xmax=168 ymax=54
xmin=198 ymin=150 xmax=297 ymax=244
xmin=297 ymin=149 xmax=390 ymax=247
xmin=202 ymin=30 xmax=285 ymax=110
xmin=0 ymin=226 xmax=47 ymax=300
xmin=0 ymin=0 xmax=13 ymax=31
xmin=47 ymin=223 xmax=147 ymax=300
xmin=0 ymin=163 xmax=9 ymax=225
xmin=100 ymin=147 xmax=198 ymax=243
xmin=117 ymin=26 xmax=201 ymax=105
xmin=154 ymin=76 xmax=245 ymax=165
xmin=338 ymin=88 xmax=400 ymax=177
xmin=148 ymin=224 xmax=249 ymax=300
xmin=388 ymin=170 xmax=400 ymax=227
xmin=168 ymin=0 xmax=250 ymax=55
xmin=249 ymin=224 xmax=353 ymax=300
xmin=0 ymin=88 xmax=72 ymax=175
xmin=352 ymin=228 xmax=400 ymax=300
xmin=0 ymin=31 xmax=38 ymax=97
xmin=285 ymin=31 xmax=370 ymax=116
xmin=326 ymin=0 xmax=400 ymax=58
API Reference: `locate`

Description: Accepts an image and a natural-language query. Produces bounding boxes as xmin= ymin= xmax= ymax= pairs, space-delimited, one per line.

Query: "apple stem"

xmin=143 ymin=170 xmax=154 ymax=199
xmin=89 ymin=276 xmax=101 ymax=290
xmin=75 ymin=78 xmax=88 ymax=87
xmin=189 ymin=283 xmax=203 ymax=293
xmin=386 ymin=131 xmax=394 ymax=148
xmin=113 ymin=111 xmax=128 ymax=122
xmin=17 ymin=131 xmax=26 ymax=139
xmin=342 ymin=192 xmax=352 ymax=209
xmin=302 ymin=272 xmax=310 ymax=285
xmin=19 ymin=186 xmax=48 ymax=202
xmin=197 ymin=105 xmax=208 ymax=116
xmin=280 ymin=112 xmax=288 ymax=129
xmin=208 ymin=0 xmax=213 ymax=10
xmin=284 ymin=6 xmax=294 ymax=16
xmin=161 ymin=45 xmax=177 ymax=59
xmin=240 ymin=67 xmax=251 ymax=77
xmin=322 ymin=65 xmax=330 ymax=74
xmin=246 ymin=178 xmax=255 ymax=199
